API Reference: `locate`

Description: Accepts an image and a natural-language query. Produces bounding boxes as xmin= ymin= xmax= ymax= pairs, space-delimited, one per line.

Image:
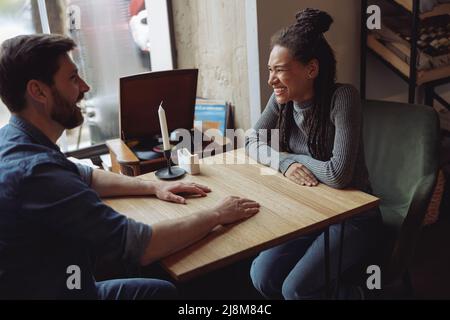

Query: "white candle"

xmin=158 ymin=102 xmax=171 ymax=151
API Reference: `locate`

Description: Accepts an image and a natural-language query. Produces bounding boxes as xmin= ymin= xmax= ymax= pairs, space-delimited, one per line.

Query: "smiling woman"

xmin=245 ymin=8 xmax=383 ymax=300
xmin=267 ymin=45 xmax=317 ymax=106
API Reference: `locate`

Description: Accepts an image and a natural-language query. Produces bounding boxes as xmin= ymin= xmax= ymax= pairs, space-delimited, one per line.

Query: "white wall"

xmin=145 ymin=0 xmax=174 ymax=71
xmin=0 ymin=101 xmax=9 ymax=128
xmin=171 ymin=0 xmax=250 ymax=129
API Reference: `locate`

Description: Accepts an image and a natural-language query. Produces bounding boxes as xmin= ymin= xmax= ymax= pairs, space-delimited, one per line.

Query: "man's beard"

xmin=50 ymin=88 xmax=84 ymax=130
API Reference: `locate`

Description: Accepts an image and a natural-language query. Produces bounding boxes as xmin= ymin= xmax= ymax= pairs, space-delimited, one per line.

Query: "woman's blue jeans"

xmin=96 ymin=278 xmax=177 ymax=300
xmin=250 ymin=210 xmax=382 ymax=300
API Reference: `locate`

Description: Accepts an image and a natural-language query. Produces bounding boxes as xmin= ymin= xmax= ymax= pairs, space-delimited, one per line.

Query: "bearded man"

xmin=0 ymin=34 xmax=259 ymax=299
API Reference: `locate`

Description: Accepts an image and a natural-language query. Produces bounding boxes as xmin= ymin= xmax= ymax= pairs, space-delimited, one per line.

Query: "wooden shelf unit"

xmin=394 ymin=0 xmax=450 ymax=18
xmin=361 ymin=0 xmax=450 ymax=108
xmin=367 ymin=34 xmax=450 ymax=85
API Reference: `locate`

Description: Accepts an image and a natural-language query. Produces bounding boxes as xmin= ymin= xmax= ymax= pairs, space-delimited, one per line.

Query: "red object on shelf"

xmin=129 ymin=0 xmax=145 ymax=17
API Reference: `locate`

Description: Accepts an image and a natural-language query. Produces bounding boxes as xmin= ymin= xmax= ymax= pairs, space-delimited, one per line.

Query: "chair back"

xmin=362 ymin=99 xmax=440 ymax=278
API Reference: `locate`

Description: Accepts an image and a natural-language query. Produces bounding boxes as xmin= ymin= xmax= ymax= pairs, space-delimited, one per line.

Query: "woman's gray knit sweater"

xmin=245 ymin=84 xmax=371 ymax=192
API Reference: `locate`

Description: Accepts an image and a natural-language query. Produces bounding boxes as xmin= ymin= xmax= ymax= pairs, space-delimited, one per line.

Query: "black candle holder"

xmin=155 ymin=149 xmax=186 ymax=180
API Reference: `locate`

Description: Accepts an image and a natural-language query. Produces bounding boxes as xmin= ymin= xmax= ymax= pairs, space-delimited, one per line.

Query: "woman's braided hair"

xmin=273 ymin=8 xmax=337 ymax=161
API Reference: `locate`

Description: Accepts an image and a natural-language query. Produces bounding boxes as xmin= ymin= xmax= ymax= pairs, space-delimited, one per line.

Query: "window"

xmin=0 ymin=0 xmax=175 ymax=154
xmin=64 ymin=0 xmax=175 ymax=151
xmin=0 ymin=0 xmax=35 ymax=128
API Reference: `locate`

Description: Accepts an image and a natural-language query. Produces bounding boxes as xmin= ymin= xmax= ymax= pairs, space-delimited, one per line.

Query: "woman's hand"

xmin=213 ymin=196 xmax=260 ymax=225
xmin=154 ymin=181 xmax=211 ymax=204
xmin=284 ymin=163 xmax=319 ymax=187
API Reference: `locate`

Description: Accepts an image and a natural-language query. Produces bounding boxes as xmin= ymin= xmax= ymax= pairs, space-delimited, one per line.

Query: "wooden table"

xmin=104 ymin=149 xmax=379 ymax=282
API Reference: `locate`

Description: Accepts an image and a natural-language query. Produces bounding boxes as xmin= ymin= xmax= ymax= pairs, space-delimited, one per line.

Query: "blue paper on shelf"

xmin=194 ymin=99 xmax=228 ymax=136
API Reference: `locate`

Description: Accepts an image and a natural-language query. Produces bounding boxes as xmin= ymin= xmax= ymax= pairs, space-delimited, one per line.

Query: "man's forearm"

xmin=91 ymin=169 xmax=157 ymax=197
xmin=139 ymin=209 xmax=220 ymax=266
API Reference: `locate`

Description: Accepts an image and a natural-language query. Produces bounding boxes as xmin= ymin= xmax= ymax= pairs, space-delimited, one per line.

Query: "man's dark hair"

xmin=0 ymin=34 xmax=76 ymax=113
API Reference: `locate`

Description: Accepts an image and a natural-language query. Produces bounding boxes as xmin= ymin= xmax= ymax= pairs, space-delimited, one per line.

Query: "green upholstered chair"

xmin=362 ymin=100 xmax=440 ymax=286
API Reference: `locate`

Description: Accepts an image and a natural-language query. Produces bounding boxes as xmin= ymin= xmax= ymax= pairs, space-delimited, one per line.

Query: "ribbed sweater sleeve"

xmin=246 ymin=84 xmax=364 ymax=190
xmin=279 ymin=85 xmax=362 ymax=189
xmin=245 ymin=93 xmax=282 ymax=170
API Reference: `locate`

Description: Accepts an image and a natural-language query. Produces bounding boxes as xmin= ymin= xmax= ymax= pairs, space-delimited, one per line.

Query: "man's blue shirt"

xmin=0 ymin=115 xmax=151 ymax=299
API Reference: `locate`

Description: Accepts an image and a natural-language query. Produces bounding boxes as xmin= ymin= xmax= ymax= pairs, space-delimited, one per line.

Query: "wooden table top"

xmin=103 ymin=149 xmax=379 ymax=281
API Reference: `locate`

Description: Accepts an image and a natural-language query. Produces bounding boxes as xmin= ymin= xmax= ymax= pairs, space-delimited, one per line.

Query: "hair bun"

xmin=295 ymin=8 xmax=333 ymax=34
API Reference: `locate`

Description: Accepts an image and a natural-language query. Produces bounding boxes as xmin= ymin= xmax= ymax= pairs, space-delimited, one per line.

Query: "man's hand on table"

xmin=153 ymin=181 xmax=260 ymax=224
xmin=154 ymin=181 xmax=211 ymax=204
xmin=213 ymin=196 xmax=260 ymax=225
